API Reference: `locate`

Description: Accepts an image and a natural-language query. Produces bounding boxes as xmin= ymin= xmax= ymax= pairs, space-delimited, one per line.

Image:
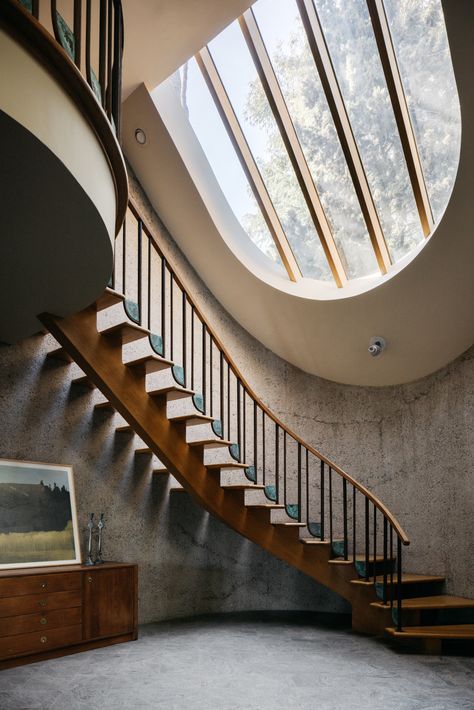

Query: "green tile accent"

xmin=229 ymin=443 xmax=240 ymax=461
xmin=245 ymin=466 xmax=256 ymax=483
xmin=55 ymin=12 xmax=75 ymax=62
xmin=124 ymin=300 xmax=140 ymax=324
xmin=264 ymin=485 xmax=277 ymax=502
xmin=149 ymin=333 xmax=163 ymax=356
xmin=88 ymin=67 xmax=103 ymax=105
xmin=331 ymin=540 xmax=345 ymax=558
xmin=308 ymin=522 xmax=322 ymax=538
xmin=172 ymin=365 xmax=185 ymax=386
xmin=19 ymin=0 xmax=33 ymax=13
xmin=286 ymin=504 xmax=299 ymax=520
xmin=211 ymin=420 xmax=223 ymax=437
xmin=193 ymin=393 xmax=204 ymax=413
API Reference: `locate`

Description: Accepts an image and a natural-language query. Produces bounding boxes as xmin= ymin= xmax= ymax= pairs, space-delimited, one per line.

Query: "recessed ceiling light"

xmin=135 ymin=128 xmax=147 ymax=145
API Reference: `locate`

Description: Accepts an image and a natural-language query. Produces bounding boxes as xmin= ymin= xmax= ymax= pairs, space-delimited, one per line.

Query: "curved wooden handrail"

xmin=0 ymin=0 xmax=128 ymax=234
xmin=128 ymin=198 xmax=410 ymax=546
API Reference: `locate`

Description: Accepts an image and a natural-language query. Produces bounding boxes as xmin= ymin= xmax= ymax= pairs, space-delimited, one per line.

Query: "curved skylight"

xmin=153 ymin=0 xmax=460 ymax=289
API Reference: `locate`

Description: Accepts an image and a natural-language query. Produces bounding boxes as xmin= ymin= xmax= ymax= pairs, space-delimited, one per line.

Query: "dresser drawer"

xmin=0 ymin=572 xmax=80 ymax=598
xmin=0 ymin=590 xmax=81 ymax=618
xmin=0 ymin=606 xmax=82 ymax=638
xmin=0 ymin=624 xmax=82 ymax=659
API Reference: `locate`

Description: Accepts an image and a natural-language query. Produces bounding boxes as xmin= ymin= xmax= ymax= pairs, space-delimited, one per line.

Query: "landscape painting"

xmin=0 ymin=459 xmax=81 ymax=569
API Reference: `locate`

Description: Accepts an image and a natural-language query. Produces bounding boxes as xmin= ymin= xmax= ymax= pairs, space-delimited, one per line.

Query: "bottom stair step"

xmin=386 ymin=624 xmax=474 ymax=640
xmin=372 ymin=595 xmax=474 ymax=611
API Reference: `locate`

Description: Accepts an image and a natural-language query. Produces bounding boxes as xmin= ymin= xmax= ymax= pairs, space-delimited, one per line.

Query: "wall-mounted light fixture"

xmin=135 ymin=128 xmax=147 ymax=145
xmin=368 ymin=336 xmax=386 ymax=357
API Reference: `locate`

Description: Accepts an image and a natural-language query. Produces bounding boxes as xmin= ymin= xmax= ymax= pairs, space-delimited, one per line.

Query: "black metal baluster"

xmin=170 ymin=272 xmax=174 ymax=362
xmin=122 ymin=216 xmax=126 ymax=297
xmin=343 ymin=478 xmax=348 ymax=560
xmin=306 ymin=449 xmax=310 ymax=530
xmin=32 ymin=0 xmax=39 ymax=19
xmin=243 ymin=389 xmax=246 ymax=463
xmin=209 ymin=337 xmax=213 ymax=418
xmin=106 ymin=0 xmax=112 ymax=119
xmin=147 ymin=235 xmax=151 ymax=331
xmin=191 ymin=307 xmax=195 ymax=390
xmin=352 ymin=487 xmax=356 ymax=564
xmin=283 ymin=430 xmax=287 ymax=507
xmin=137 ymin=219 xmax=142 ymax=325
xmin=397 ymin=537 xmax=403 ymax=631
xmin=202 ymin=322 xmax=206 ymax=414
xmin=275 ymin=423 xmax=279 ymax=502
xmin=237 ymin=380 xmax=241 ymax=460
xmin=253 ymin=400 xmax=257 ymax=482
xmin=329 ymin=467 xmax=333 ymax=551
xmin=99 ymin=0 xmax=107 ymax=106
xmin=390 ymin=525 xmax=394 ymax=608
xmin=373 ymin=504 xmax=377 ymax=581
xmin=320 ymin=460 xmax=325 ymax=541
xmin=73 ymin=0 xmax=82 ymax=69
xmin=365 ymin=497 xmax=370 ymax=581
xmin=297 ymin=443 xmax=302 ymax=522
xmin=220 ymin=350 xmax=224 ymax=437
xmin=111 ymin=0 xmax=123 ymax=135
xmin=227 ymin=363 xmax=230 ymax=440
xmin=182 ymin=290 xmax=186 ymax=387
xmin=262 ymin=410 xmax=266 ymax=486
xmin=383 ymin=516 xmax=388 ymax=605
xmin=161 ymin=258 xmax=166 ymax=357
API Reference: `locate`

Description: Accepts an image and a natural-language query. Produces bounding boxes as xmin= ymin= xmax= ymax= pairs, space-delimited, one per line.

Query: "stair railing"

xmin=113 ymin=200 xmax=410 ymax=631
xmin=14 ymin=0 xmax=123 ymax=135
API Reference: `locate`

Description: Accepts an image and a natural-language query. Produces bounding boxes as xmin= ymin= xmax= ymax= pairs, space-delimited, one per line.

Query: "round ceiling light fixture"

xmin=135 ymin=128 xmax=147 ymax=145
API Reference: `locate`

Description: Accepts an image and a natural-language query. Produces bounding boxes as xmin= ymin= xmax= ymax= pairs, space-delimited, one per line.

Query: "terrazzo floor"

xmin=1 ymin=614 xmax=474 ymax=710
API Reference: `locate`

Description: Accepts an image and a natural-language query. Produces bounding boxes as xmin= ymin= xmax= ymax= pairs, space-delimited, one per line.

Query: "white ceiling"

xmin=121 ymin=0 xmax=474 ymax=386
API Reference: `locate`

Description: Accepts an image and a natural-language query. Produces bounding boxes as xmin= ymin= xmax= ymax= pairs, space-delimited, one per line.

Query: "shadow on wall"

xmin=0 ymin=335 xmax=349 ymax=624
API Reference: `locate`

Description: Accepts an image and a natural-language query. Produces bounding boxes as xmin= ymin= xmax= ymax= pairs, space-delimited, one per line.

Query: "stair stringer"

xmin=41 ymin=305 xmax=382 ymax=629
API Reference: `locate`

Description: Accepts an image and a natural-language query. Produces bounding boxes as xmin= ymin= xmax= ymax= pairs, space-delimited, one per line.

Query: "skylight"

xmin=153 ymin=0 xmax=460 ymax=289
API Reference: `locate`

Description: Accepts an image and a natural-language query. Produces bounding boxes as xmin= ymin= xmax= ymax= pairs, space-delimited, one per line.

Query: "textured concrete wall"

xmin=0 ymin=173 xmax=472 ymax=625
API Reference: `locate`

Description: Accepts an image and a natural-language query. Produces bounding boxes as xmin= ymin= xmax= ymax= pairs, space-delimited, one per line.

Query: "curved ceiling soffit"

xmin=122 ymin=0 xmax=474 ymax=386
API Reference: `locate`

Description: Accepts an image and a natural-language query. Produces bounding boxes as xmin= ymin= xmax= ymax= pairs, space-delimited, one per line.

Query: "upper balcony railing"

xmin=16 ymin=0 xmax=124 ymax=136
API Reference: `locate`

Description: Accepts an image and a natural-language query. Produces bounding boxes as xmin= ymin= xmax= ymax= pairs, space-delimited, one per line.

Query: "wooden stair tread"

xmin=206 ymin=462 xmax=248 ymax=469
xmin=271 ymin=522 xmax=306 ymax=527
xmin=94 ymin=400 xmax=114 ymax=411
xmin=372 ymin=595 xmax=474 ymax=611
xmin=168 ymin=412 xmax=214 ymax=425
xmin=71 ymin=374 xmax=95 ymax=389
xmin=247 ymin=503 xmax=285 ymax=509
xmin=96 ymin=288 xmax=124 ymax=311
xmin=300 ymin=539 xmax=331 ymax=546
xmin=188 ymin=438 xmax=233 ymax=447
xmin=125 ymin=354 xmax=173 ymax=372
xmin=351 ymin=573 xmax=445 ymax=586
xmin=329 ymin=554 xmax=395 ymax=566
xmin=148 ymin=385 xmax=195 ymax=397
xmin=46 ymin=346 xmax=72 ymax=363
xmin=99 ymin=321 xmax=149 ymax=344
xmin=386 ymin=624 xmax=474 ymax=639
xmin=221 ymin=483 xmax=265 ymax=490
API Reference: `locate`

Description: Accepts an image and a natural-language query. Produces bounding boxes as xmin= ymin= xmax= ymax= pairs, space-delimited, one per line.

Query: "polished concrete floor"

xmin=1 ymin=614 xmax=474 ymax=710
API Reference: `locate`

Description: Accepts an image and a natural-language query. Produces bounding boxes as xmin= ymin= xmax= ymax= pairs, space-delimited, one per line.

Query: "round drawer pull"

xmin=40 ymin=636 xmax=47 ymax=644
xmin=41 ymin=582 xmax=48 ymax=589
xmin=88 ymin=576 xmax=93 ymax=583
xmin=38 ymin=599 xmax=47 ymax=608
xmin=40 ymin=617 xmax=47 ymax=625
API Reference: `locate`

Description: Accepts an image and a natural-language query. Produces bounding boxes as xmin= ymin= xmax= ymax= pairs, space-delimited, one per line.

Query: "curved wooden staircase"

xmin=41 ymin=201 xmax=474 ymax=654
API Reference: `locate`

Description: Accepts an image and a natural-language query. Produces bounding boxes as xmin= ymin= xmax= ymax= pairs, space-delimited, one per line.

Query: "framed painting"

xmin=0 ymin=459 xmax=81 ymax=569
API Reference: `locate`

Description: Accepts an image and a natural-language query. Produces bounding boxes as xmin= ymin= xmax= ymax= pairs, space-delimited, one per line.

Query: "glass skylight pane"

xmin=253 ymin=0 xmax=378 ymax=280
xmin=383 ymin=0 xmax=461 ymax=222
xmin=208 ymin=21 xmax=332 ymax=281
xmin=177 ymin=58 xmax=281 ymax=266
xmin=314 ymin=0 xmax=424 ymax=262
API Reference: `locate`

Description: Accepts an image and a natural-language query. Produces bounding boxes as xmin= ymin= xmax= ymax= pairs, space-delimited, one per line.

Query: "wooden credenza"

xmin=0 ymin=562 xmax=137 ymax=669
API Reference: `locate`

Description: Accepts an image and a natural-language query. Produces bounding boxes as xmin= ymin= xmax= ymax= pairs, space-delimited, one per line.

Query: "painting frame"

xmin=0 ymin=458 xmax=81 ymax=570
